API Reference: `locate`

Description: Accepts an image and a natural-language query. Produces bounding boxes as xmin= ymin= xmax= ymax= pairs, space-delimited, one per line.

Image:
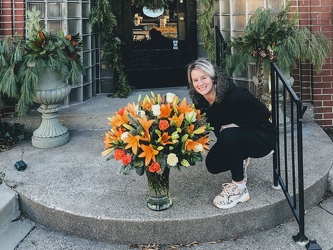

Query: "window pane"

xmin=47 ymin=21 xmax=62 ymax=33
xmin=232 ymin=0 xmax=246 ymax=13
xmin=48 ymin=3 xmax=63 ymax=18
xmin=68 ymin=3 xmax=81 ymax=18
xmin=27 ymin=3 xmax=45 ymax=18
xmin=248 ymin=0 xmax=265 ymax=13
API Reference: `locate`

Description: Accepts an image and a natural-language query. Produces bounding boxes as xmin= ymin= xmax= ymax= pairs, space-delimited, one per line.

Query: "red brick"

xmin=314 ymin=113 xmax=323 ymax=120
xmin=324 ymin=113 xmax=333 ymax=119
xmin=316 ymin=119 xmax=333 ymax=126
xmin=323 ymin=88 xmax=333 ymax=94
xmin=313 ymin=83 xmax=331 ymax=89
xmin=310 ymin=6 xmax=331 ymax=12
xmin=323 ymin=100 xmax=333 ymax=106
xmin=314 ymin=107 xmax=332 ymax=113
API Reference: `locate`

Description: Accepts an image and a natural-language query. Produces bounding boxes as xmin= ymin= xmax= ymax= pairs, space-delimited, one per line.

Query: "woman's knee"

xmin=205 ymin=155 xmax=225 ymax=174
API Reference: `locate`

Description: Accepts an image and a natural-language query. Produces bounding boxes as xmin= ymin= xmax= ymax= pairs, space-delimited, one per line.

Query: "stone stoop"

xmin=0 ymin=184 xmax=35 ymax=250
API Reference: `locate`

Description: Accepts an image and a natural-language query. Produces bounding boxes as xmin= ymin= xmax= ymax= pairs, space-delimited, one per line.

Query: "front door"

xmin=113 ymin=0 xmax=197 ymax=89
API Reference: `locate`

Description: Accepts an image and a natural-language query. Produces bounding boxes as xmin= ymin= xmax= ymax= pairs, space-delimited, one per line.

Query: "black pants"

xmin=205 ymin=127 xmax=273 ymax=182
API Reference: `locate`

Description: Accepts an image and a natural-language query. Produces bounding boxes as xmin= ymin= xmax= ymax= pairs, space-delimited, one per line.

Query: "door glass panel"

xmin=132 ymin=0 xmax=178 ymax=50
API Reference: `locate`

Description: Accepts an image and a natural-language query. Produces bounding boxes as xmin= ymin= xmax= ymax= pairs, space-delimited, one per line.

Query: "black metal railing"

xmin=215 ymin=26 xmax=227 ymax=67
xmin=270 ymin=63 xmax=320 ymax=249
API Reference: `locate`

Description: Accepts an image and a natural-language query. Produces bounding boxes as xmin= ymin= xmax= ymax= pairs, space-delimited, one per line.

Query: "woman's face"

xmin=190 ymin=69 xmax=214 ymax=96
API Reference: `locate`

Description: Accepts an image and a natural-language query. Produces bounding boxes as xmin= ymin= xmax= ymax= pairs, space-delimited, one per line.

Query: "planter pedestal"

xmin=32 ymin=71 xmax=71 ymax=149
xmin=253 ymin=70 xmax=294 ymax=133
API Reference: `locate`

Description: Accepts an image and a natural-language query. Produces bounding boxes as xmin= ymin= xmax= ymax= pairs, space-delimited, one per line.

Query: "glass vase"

xmin=146 ymin=167 xmax=172 ymax=211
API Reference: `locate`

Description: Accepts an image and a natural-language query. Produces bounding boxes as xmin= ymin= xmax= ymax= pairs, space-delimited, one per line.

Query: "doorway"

xmin=113 ymin=0 xmax=197 ymax=89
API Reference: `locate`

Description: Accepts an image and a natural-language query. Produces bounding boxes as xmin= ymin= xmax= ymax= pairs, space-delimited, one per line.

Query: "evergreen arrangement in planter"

xmin=0 ymin=7 xmax=84 ymax=116
xmin=225 ymin=1 xmax=332 ymax=95
xmin=90 ymin=0 xmax=133 ymax=98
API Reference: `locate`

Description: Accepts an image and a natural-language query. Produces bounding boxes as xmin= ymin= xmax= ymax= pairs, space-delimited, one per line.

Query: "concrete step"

xmin=0 ymin=184 xmax=35 ymax=250
xmin=1 ymin=122 xmax=332 ymax=245
xmin=16 ymin=196 xmax=333 ymax=250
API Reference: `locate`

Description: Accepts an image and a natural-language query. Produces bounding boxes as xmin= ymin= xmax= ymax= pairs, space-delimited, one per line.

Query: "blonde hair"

xmin=187 ymin=58 xmax=216 ymax=84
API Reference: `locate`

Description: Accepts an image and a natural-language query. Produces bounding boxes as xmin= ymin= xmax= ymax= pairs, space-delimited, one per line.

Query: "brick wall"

xmin=0 ymin=0 xmax=25 ymax=121
xmin=291 ymin=0 xmax=333 ymax=127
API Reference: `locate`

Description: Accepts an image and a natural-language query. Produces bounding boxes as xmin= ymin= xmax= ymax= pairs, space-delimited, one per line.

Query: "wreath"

xmin=134 ymin=0 xmax=169 ymax=9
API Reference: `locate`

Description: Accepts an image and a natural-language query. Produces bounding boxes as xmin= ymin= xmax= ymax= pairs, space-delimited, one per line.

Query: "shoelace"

xmin=221 ymin=183 xmax=237 ymax=195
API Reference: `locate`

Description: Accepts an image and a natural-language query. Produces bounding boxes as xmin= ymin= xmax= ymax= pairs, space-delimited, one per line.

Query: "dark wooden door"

xmin=113 ymin=0 xmax=197 ymax=89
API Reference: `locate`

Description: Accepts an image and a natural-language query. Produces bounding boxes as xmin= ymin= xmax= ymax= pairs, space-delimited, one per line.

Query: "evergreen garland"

xmin=90 ymin=0 xmax=133 ymax=98
xmin=197 ymin=0 xmax=215 ymax=63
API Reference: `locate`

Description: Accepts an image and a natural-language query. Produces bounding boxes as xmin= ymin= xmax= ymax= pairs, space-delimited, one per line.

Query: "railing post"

xmin=270 ymin=63 xmax=279 ymax=188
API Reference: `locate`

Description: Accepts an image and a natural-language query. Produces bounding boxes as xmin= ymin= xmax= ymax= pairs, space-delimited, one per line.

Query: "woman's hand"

xmin=220 ymin=123 xmax=239 ymax=131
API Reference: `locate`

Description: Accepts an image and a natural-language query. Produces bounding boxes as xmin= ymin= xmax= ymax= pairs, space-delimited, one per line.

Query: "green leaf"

xmin=135 ymin=166 xmax=145 ymax=176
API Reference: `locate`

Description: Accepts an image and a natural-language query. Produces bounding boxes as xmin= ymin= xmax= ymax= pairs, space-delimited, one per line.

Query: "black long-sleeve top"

xmin=196 ymin=81 xmax=277 ymax=149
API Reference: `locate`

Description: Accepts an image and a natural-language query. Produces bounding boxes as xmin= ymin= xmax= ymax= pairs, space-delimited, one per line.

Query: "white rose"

xmin=121 ymin=132 xmax=129 ymax=140
xmin=166 ymin=92 xmax=176 ymax=103
xmin=152 ymin=104 xmax=161 ymax=116
xmin=167 ymin=153 xmax=178 ymax=167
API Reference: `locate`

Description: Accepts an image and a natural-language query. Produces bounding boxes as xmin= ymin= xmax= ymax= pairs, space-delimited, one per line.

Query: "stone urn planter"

xmin=253 ymin=68 xmax=294 ymax=133
xmin=32 ymin=71 xmax=71 ymax=148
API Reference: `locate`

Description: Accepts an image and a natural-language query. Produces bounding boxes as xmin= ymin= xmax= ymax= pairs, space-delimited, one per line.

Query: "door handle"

xmin=178 ymin=13 xmax=185 ymax=40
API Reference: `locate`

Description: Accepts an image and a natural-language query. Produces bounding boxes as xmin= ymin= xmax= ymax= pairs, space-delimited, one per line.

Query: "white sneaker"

xmin=213 ymin=183 xmax=250 ymax=209
xmin=243 ymin=157 xmax=251 ymax=184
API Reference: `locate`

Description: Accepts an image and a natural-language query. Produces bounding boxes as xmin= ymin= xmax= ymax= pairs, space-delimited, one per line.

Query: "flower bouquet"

xmin=102 ymin=92 xmax=213 ymax=210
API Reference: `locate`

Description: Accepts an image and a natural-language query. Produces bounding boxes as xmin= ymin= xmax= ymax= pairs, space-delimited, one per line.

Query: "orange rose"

xmin=114 ymin=149 xmax=125 ymax=160
xmin=148 ymin=162 xmax=161 ymax=173
xmin=121 ymin=154 xmax=132 ymax=165
xmin=158 ymin=120 xmax=169 ymax=131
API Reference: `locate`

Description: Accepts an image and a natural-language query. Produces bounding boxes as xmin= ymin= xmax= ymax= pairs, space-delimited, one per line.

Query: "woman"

xmin=187 ymin=59 xmax=277 ymax=209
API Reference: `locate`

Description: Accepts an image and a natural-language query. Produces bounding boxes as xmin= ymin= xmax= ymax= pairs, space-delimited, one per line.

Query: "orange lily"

xmin=177 ymin=98 xmax=193 ymax=114
xmin=125 ymin=102 xmax=139 ymax=117
xmin=160 ymin=103 xmax=172 ymax=118
xmin=108 ymin=112 xmax=128 ymax=129
xmin=195 ymin=109 xmax=203 ymax=121
xmin=159 ymin=132 xmax=173 ymax=145
xmin=137 ymin=115 xmax=155 ymax=140
xmin=195 ymin=135 xmax=211 ymax=153
xmin=185 ymin=139 xmax=202 ymax=152
xmin=139 ymin=144 xmax=159 ymax=166
xmin=123 ymin=134 xmax=141 ymax=154
xmin=187 ymin=124 xmax=195 ymax=134
xmin=103 ymin=129 xmax=123 ymax=147
xmin=168 ymin=113 xmax=184 ymax=127
xmin=141 ymin=97 xmax=155 ymax=112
